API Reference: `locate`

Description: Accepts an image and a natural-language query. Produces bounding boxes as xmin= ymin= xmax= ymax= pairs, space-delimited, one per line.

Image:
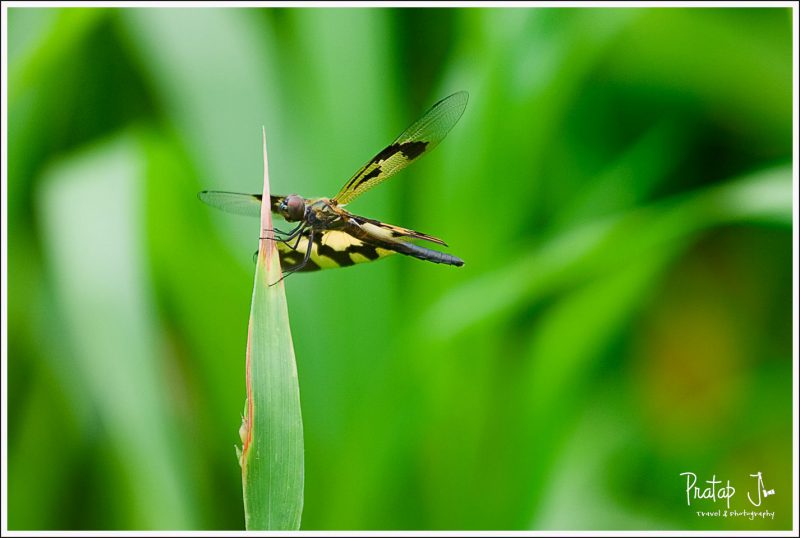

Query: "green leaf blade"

xmin=241 ymin=130 xmax=304 ymax=530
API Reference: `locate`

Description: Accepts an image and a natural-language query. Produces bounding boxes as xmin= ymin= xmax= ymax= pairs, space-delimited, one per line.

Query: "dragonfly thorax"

xmin=306 ymin=199 xmax=343 ymax=229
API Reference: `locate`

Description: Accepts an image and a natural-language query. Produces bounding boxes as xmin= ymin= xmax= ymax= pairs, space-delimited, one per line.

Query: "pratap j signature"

xmin=680 ymin=471 xmax=775 ymax=509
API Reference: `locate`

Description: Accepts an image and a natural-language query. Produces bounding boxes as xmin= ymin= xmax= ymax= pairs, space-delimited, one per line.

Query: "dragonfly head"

xmin=279 ymin=195 xmax=306 ymax=222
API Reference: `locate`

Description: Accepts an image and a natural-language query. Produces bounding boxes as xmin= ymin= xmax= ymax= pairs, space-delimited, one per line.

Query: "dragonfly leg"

xmin=278 ymin=222 xmax=304 ymax=236
xmin=252 ymin=224 xmax=308 ymax=265
xmin=260 ymin=223 xmax=306 ymax=246
xmin=260 ymin=222 xmax=303 ymax=241
xmin=277 ymin=224 xmax=307 ymax=249
xmin=268 ymin=224 xmax=306 ymax=249
xmin=290 ymin=229 xmax=306 ymax=251
xmin=270 ymin=229 xmax=314 ymax=286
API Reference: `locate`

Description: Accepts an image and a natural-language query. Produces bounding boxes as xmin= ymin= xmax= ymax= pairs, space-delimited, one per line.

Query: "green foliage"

xmin=240 ymin=134 xmax=304 ymax=530
xmin=6 ymin=6 xmax=793 ymax=531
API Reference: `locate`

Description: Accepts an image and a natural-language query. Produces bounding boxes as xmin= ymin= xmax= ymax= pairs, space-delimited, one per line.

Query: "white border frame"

xmin=1 ymin=1 xmax=797 ymax=536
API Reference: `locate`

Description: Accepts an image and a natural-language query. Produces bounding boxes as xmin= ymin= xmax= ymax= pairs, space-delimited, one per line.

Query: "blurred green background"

xmin=6 ymin=6 xmax=794 ymax=531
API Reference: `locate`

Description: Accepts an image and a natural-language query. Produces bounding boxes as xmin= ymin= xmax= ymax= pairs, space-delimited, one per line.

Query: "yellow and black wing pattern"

xmin=332 ymin=91 xmax=469 ymax=206
xmin=277 ymin=211 xmax=463 ymax=272
xmin=275 ymin=229 xmax=396 ymax=272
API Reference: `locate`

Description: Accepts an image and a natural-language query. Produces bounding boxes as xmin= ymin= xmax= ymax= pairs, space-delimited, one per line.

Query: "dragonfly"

xmin=198 ymin=91 xmax=468 ymax=279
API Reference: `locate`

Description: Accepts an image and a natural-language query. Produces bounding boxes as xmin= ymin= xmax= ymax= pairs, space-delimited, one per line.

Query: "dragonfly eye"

xmin=283 ymin=195 xmax=305 ymax=222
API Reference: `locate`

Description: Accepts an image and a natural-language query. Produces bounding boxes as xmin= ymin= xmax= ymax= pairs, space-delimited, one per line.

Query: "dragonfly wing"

xmin=349 ymin=214 xmax=448 ymax=246
xmin=198 ymin=191 xmax=284 ymax=217
xmin=276 ymin=228 xmax=396 ymax=272
xmin=332 ymin=91 xmax=468 ymax=206
xmin=342 ymin=214 xmax=464 ymax=267
xmin=274 ymin=216 xmax=462 ymax=271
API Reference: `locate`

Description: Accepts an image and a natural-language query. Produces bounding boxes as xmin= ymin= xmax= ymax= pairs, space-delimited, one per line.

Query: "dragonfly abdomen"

xmin=392 ymin=240 xmax=464 ymax=267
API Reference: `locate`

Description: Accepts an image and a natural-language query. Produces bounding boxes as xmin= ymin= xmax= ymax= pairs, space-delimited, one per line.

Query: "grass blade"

xmin=240 ymin=128 xmax=304 ymax=530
